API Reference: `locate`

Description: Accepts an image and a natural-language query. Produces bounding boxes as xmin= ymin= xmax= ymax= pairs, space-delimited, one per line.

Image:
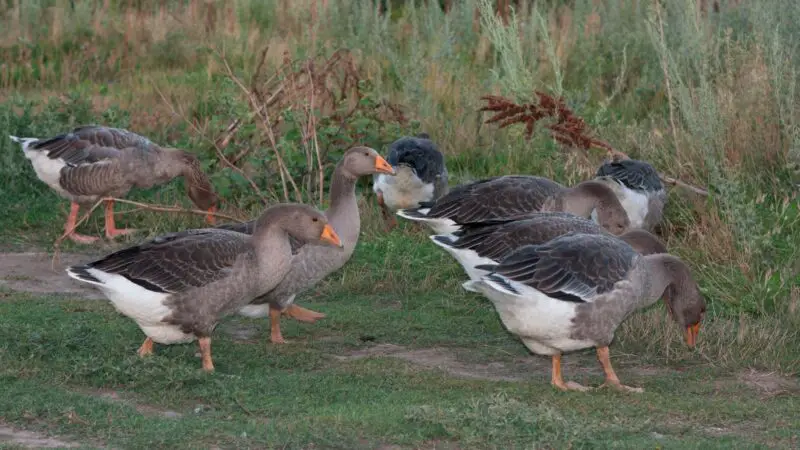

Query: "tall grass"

xmin=0 ymin=0 xmax=797 ymax=322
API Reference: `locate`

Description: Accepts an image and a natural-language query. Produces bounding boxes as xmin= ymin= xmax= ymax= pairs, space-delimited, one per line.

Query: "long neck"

xmin=565 ymin=181 xmax=619 ymax=217
xmin=640 ymin=254 xmax=690 ymax=305
xmin=326 ymin=165 xmax=359 ymax=239
xmin=249 ymin=215 xmax=293 ymax=262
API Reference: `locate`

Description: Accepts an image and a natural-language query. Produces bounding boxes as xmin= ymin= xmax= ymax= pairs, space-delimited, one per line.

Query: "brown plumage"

xmin=396 ymin=175 xmax=630 ymax=235
xmin=10 ymin=126 xmax=218 ymax=244
xmin=216 ymin=147 xmax=397 ymax=344
xmin=66 ymin=203 xmax=342 ymax=371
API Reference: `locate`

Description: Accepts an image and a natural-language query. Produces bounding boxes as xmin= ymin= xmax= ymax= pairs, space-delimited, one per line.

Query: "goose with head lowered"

xmin=216 ymin=147 xmax=396 ymax=344
xmin=594 ymin=157 xmax=666 ymax=231
xmin=464 ymin=232 xmax=705 ymax=393
xmin=10 ymin=125 xmax=218 ymax=244
xmin=372 ymin=133 xmax=448 ymax=229
xmin=66 ymin=203 xmax=342 ymax=371
xmin=396 ymin=175 xmax=630 ymax=235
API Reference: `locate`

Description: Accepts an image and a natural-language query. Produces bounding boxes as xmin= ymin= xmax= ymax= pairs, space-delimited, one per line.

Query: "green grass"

xmin=1 ymin=0 xmax=799 ymax=448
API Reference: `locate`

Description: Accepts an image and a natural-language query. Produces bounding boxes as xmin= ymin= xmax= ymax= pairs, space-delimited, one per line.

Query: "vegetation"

xmin=0 ymin=0 xmax=798 ymax=448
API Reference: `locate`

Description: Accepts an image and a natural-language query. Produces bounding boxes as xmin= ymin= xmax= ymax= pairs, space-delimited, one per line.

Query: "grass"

xmin=1 ymin=0 xmax=799 ymax=448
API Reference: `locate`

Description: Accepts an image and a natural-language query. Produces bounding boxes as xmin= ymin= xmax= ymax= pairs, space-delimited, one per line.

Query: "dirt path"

xmin=0 ymin=423 xmax=82 ymax=448
xmin=0 ymin=252 xmax=105 ymax=300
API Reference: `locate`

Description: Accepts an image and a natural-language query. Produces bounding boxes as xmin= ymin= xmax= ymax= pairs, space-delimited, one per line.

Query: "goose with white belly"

xmin=10 ymin=126 xmax=218 ymax=244
xmin=373 ymin=134 xmax=448 ymax=230
xmin=66 ymin=203 xmax=342 ymax=371
xmin=396 ymin=175 xmax=630 ymax=235
xmin=464 ymin=232 xmax=705 ymax=392
xmin=594 ymin=158 xmax=666 ymax=231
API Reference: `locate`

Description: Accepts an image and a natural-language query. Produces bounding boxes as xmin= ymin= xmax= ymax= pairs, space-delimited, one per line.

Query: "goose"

xmin=66 ymin=203 xmax=342 ymax=371
xmin=594 ymin=158 xmax=666 ymax=231
xmin=396 ymin=175 xmax=630 ymax=236
xmin=10 ymin=126 xmax=218 ymax=244
xmin=464 ymin=232 xmax=705 ymax=393
xmin=431 ymin=212 xmax=667 ymax=282
xmin=216 ymin=147 xmax=396 ymax=344
xmin=372 ymin=133 xmax=448 ymax=229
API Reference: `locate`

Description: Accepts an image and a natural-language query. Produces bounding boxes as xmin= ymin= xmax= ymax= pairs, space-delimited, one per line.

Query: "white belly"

xmin=467 ymin=278 xmax=595 ymax=355
xmin=374 ymin=172 xmax=435 ymax=211
xmin=87 ymin=268 xmax=194 ymax=345
xmin=430 ymin=235 xmax=497 ymax=281
xmin=617 ymin=186 xmax=650 ymax=229
xmin=26 ymin=151 xmax=69 ymax=196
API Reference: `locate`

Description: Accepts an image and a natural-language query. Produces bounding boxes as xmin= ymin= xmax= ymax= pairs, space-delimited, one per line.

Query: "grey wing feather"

xmin=425 ymin=176 xmax=565 ymax=223
xmin=84 ymin=229 xmax=249 ymax=293
xmin=453 ymin=212 xmax=603 ymax=261
xmin=481 ymin=233 xmax=637 ymax=303
xmin=69 ymin=126 xmax=156 ymax=150
xmin=596 ymin=159 xmax=663 ymax=192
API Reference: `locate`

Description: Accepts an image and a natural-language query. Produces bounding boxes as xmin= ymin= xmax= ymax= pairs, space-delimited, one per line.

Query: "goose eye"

xmin=312 ymin=217 xmax=319 ymax=222
xmin=364 ymin=152 xmax=370 ymax=156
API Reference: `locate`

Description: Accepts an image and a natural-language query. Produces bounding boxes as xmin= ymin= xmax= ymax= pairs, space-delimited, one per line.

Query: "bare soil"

xmin=0 ymin=252 xmax=105 ymax=300
xmin=0 ymin=423 xmax=81 ymax=448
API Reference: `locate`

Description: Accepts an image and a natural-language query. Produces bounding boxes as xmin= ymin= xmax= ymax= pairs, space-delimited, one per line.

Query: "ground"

xmin=1 ymin=247 xmax=798 ymax=449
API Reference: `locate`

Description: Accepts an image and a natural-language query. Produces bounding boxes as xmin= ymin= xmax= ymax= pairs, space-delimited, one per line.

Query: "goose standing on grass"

xmin=66 ymin=203 xmax=342 ymax=371
xmin=10 ymin=126 xmax=218 ymax=244
xmin=464 ymin=233 xmax=705 ymax=393
xmin=217 ymin=147 xmax=396 ymax=344
xmin=396 ymin=175 xmax=630 ymax=236
xmin=594 ymin=158 xmax=666 ymax=231
xmin=372 ymin=133 xmax=448 ymax=230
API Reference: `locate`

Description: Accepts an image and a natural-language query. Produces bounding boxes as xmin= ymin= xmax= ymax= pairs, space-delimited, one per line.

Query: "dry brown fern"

xmin=479 ymin=93 xmax=709 ymax=196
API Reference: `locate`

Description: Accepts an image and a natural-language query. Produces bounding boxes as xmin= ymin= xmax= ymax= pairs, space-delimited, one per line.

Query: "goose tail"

xmin=9 ymin=135 xmax=39 ymax=152
xmin=65 ymin=265 xmax=105 ymax=287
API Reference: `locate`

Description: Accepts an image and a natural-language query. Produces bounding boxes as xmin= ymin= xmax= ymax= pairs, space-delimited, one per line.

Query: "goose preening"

xmin=464 ymin=233 xmax=705 ymax=393
xmin=594 ymin=158 xmax=666 ymax=231
xmin=372 ymin=134 xmax=448 ymax=230
xmin=431 ymin=212 xmax=667 ymax=282
xmin=10 ymin=126 xmax=218 ymax=244
xmin=66 ymin=203 xmax=342 ymax=371
xmin=217 ymin=147 xmax=396 ymax=344
xmin=396 ymin=175 xmax=630 ymax=235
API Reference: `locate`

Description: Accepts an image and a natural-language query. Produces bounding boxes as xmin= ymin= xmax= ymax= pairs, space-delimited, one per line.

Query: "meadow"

xmin=0 ymin=0 xmax=798 ymax=448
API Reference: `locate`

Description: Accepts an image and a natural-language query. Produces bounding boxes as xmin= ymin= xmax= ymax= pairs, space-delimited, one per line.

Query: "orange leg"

xmin=198 ymin=337 xmax=214 ymax=372
xmin=283 ymin=304 xmax=326 ymax=323
xmin=269 ymin=305 xmax=286 ymax=344
xmin=137 ymin=337 xmax=154 ymax=357
xmin=64 ymin=202 xmax=100 ymax=244
xmin=550 ymin=354 xmax=589 ymax=392
xmin=104 ymin=199 xmax=137 ymax=239
xmin=597 ymin=346 xmax=643 ymax=393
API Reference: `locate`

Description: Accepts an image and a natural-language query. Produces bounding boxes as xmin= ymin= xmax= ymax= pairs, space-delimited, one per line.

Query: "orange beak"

xmin=206 ymin=206 xmax=217 ymax=225
xmin=320 ymin=223 xmax=343 ymax=248
xmin=375 ymin=155 xmax=395 ymax=175
xmin=685 ymin=323 xmax=701 ymax=347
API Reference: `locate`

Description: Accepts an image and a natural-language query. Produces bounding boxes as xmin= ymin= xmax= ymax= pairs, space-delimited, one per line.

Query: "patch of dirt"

xmin=78 ymin=388 xmax=183 ymax=419
xmin=738 ymin=368 xmax=799 ymax=398
xmin=0 ymin=252 xmax=105 ymax=300
xmin=334 ymin=344 xmax=681 ymax=384
xmin=0 ymin=423 xmax=81 ymax=448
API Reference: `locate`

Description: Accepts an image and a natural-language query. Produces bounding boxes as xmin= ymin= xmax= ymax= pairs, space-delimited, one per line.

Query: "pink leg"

xmin=104 ymin=199 xmax=137 ymax=239
xmin=64 ymin=202 xmax=99 ymax=244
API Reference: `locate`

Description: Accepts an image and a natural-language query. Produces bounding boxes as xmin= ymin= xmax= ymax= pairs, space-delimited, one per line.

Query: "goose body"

xmin=465 ymin=233 xmax=705 ymax=392
xmin=396 ymin=175 xmax=630 ymax=235
xmin=67 ymin=203 xmax=341 ymax=371
xmin=10 ymin=126 xmax=217 ymax=244
xmin=594 ymin=159 xmax=666 ymax=231
xmin=373 ymin=134 xmax=448 ymax=210
xmin=216 ymin=147 xmax=396 ymax=343
xmin=432 ymin=212 xmax=667 ymax=283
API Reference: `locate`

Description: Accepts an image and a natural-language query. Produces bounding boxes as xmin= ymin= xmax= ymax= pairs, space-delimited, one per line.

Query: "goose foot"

xmin=550 ymin=354 xmax=591 ymax=392
xmin=103 ymin=198 xmax=137 ymax=240
xmin=137 ymin=337 xmax=154 ymax=357
xmin=106 ymin=228 xmax=138 ymax=239
xmin=283 ymin=304 xmax=326 ymax=323
xmin=198 ymin=337 xmax=214 ymax=372
xmin=596 ymin=346 xmax=643 ymax=393
xmin=63 ymin=202 xmax=100 ymax=244
xmin=269 ymin=306 xmax=288 ymax=344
